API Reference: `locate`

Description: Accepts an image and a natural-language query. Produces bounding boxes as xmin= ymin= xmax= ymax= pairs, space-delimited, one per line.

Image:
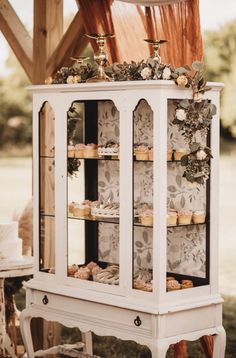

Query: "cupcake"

xmin=68 ymin=201 xmax=76 ymax=214
xmin=167 ymin=211 xmax=177 ymax=226
xmin=73 ymin=202 xmax=90 ymax=217
xmin=167 ymin=145 xmax=172 ymax=161
xmin=166 ymin=276 xmax=175 ymax=282
xmin=167 ymin=279 xmax=181 ymax=291
xmin=74 ymin=267 xmax=90 ymax=280
xmin=149 ymin=147 xmax=153 ymax=161
xmin=68 ymin=145 xmax=75 ymax=158
xmin=68 ymin=264 xmax=78 ymax=277
xmin=140 ymin=209 xmax=153 ymax=226
xmin=173 ymin=148 xmax=190 ymax=161
xmin=181 ymin=279 xmax=194 ymax=289
xmin=192 ymin=210 xmax=206 ymax=224
xmin=135 ymin=145 xmax=149 ymax=161
xmin=83 ymin=143 xmax=98 ymax=158
xmin=74 ymin=143 xmax=85 ymax=158
xmin=91 ymin=265 xmax=102 ymax=276
xmin=178 ymin=210 xmax=192 ymax=225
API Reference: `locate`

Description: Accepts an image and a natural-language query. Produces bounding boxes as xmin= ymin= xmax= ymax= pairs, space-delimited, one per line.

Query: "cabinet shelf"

xmin=68 ymin=156 xmax=119 ymax=161
xmin=167 ymin=222 xmax=207 ymax=228
xmin=68 ymin=214 xmax=119 ymax=225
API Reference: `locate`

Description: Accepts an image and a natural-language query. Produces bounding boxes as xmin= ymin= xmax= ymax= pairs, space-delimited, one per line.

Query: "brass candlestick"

xmin=85 ymin=33 xmax=115 ymax=82
xmin=70 ymin=56 xmax=90 ymax=67
xmin=144 ymin=39 xmax=167 ymax=65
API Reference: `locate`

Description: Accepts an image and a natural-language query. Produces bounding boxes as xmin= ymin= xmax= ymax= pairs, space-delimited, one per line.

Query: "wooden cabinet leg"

xmin=81 ymin=331 xmax=93 ymax=355
xmin=213 ymin=326 xmax=226 ymax=358
xmin=20 ymin=309 xmax=35 ymax=357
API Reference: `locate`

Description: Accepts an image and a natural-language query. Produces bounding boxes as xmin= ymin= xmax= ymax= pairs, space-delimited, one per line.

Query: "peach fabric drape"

xmin=78 ymin=0 xmax=202 ymax=66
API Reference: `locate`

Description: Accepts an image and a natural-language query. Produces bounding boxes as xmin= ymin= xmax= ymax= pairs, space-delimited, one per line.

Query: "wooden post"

xmin=33 ymin=0 xmax=63 ymax=84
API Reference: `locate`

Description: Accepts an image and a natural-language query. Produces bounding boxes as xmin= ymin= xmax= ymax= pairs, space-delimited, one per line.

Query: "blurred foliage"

xmin=204 ymin=20 xmax=236 ymax=138
xmin=0 ymin=51 xmax=32 ymax=150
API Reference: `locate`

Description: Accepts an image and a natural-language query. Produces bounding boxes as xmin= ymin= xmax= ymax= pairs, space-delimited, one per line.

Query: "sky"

xmin=0 ymin=0 xmax=236 ymax=75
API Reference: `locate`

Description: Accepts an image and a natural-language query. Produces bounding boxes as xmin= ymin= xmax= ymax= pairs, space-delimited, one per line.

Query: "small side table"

xmin=0 ymin=256 xmax=33 ymax=358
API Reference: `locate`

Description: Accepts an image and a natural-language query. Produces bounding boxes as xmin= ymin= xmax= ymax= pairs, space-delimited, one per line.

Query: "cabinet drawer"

xmin=32 ymin=290 xmax=152 ymax=334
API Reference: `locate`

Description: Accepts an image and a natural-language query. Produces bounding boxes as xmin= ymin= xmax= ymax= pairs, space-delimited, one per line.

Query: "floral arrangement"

xmin=47 ymin=59 xmax=216 ymax=185
xmin=180 ymin=142 xmax=213 ymax=185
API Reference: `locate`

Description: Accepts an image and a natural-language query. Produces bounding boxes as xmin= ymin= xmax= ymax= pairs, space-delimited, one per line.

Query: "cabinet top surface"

xmin=27 ymin=80 xmax=224 ymax=94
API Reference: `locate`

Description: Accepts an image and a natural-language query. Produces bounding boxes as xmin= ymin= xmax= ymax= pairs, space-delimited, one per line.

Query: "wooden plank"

xmin=0 ymin=0 xmax=33 ymax=81
xmin=39 ymin=102 xmax=55 ymax=157
xmin=46 ymin=10 xmax=88 ymax=77
xmin=33 ymin=0 xmax=63 ymax=84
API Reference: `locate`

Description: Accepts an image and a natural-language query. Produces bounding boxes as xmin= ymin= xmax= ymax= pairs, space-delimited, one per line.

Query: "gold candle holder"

xmin=85 ymin=33 xmax=115 ymax=82
xmin=144 ymin=39 xmax=167 ymax=65
xmin=70 ymin=56 xmax=90 ymax=67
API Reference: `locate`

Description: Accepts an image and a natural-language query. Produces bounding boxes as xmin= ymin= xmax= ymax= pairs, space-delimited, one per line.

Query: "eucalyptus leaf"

xmin=168 ymin=185 xmax=177 ymax=193
xmin=192 ymin=61 xmax=203 ymax=71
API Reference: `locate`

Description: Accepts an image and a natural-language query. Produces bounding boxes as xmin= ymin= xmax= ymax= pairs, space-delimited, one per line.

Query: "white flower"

xmin=196 ymin=149 xmax=207 ymax=160
xmin=162 ymin=67 xmax=171 ymax=80
xmin=176 ymin=108 xmax=187 ymax=121
xmin=73 ymin=75 xmax=81 ymax=83
xmin=176 ymin=75 xmax=188 ymax=87
xmin=67 ymin=75 xmax=74 ymax=84
xmin=194 ymin=92 xmax=204 ymax=102
xmin=141 ymin=67 xmax=152 ymax=80
xmin=45 ymin=76 xmax=53 ymax=85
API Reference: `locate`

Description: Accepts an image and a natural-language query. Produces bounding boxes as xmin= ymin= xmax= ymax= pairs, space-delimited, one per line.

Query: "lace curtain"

xmin=78 ymin=0 xmax=202 ymax=67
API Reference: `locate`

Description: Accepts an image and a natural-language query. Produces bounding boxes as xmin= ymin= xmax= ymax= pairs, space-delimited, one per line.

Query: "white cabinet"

xmin=20 ymin=80 xmax=226 ymax=357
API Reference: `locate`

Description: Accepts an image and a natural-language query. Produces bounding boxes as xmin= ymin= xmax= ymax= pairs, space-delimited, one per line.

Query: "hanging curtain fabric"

xmin=140 ymin=0 xmax=203 ymax=66
xmin=78 ymin=0 xmax=121 ymax=63
xmin=78 ymin=0 xmax=202 ymax=67
xmin=117 ymin=0 xmax=186 ymax=4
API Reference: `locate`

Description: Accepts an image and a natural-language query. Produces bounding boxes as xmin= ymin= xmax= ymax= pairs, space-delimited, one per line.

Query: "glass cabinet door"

xmin=67 ymin=100 xmax=120 ymax=286
xmin=132 ymin=100 xmax=153 ymax=293
xmin=39 ymin=102 xmax=55 ymax=274
xmin=166 ymin=99 xmax=209 ymax=292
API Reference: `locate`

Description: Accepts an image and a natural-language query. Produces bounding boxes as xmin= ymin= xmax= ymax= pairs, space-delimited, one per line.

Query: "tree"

xmin=0 ymin=50 xmax=32 ymax=149
xmin=204 ymin=21 xmax=236 ymax=137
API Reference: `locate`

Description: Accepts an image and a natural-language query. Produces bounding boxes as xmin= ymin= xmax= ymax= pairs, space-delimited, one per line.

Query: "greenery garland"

xmin=48 ymin=59 xmax=216 ymax=185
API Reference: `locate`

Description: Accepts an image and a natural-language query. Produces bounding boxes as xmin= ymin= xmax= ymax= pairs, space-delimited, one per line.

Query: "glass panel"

xmin=166 ymin=99 xmax=209 ymax=292
xmin=67 ymin=100 xmax=120 ymax=286
xmin=133 ymin=99 xmax=153 ymax=292
xmin=39 ymin=102 xmax=55 ymax=273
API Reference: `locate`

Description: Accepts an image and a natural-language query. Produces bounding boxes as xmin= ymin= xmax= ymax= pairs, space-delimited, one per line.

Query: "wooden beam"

xmin=33 ymin=0 xmax=63 ymax=84
xmin=0 ymin=0 xmax=33 ymax=81
xmin=46 ymin=10 xmax=88 ymax=77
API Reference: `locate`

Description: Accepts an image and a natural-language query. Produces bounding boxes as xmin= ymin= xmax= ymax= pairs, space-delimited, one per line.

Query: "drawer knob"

xmin=134 ymin=315 xmax=142 ymax=327
xmin=42 ymin=295 xmax=49 ymax=305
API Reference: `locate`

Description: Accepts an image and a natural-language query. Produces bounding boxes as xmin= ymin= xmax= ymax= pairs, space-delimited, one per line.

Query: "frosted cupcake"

xmin=73 ymin=202 xmax=91 ymax=217
xmin=140 ymin=209 xmax=153 ymax=226
xmin=68 ymin=264 xmax=78 ymax=277
xmin=135 ymin=145 xmax=149 ymax=161
xmin=149 ymin=147 xmax=153 ymax=161
xmin=68 ymin=145 xmax=75 ymax=158
xmin=75 ymin=143 xmax=85 ymax=158
xmin=181 ymin=279 xmax=194 ymax=289
xmin=74 ymin=267 xmax=90 ymax=280
xmin=83 ymin=143 xmax=98 ymax=158
xmin=167 ymin=279 xmax=181 ymax=291
xmin=192 ymin=210 xmax=206 ymax=224
xmin=167 ymin=211 xmax=177 ymax=226
xmin=173 ymin=148 xmax=190 ymax=161
xmin=68 ymin=201 xmax=76 ymax=214
xmin=178 ymin=210 xmax=192 ymax=225
xmin=167 ymin=145 xmax=172 ymax=161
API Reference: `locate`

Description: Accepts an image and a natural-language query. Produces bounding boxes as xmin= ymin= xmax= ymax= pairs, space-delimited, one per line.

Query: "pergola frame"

xmin=0 ymin=0 xmax=88 ymax=84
